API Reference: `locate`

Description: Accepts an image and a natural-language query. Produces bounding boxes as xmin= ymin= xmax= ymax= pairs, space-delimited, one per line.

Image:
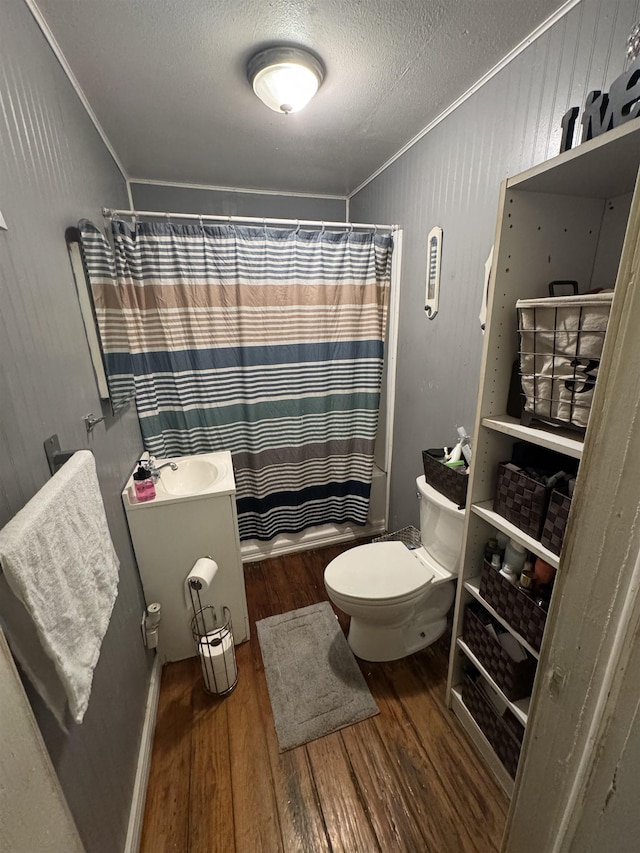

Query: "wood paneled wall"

xmin=350 ymin=0 xmax=640 ymax=532
xmin=0 ymin=2 xmax=151 ymax=851
xmin=131 ymin=181 xmax=347 ymax=221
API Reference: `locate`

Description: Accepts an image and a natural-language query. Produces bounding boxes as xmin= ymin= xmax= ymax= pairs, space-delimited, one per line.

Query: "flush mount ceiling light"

xmin=247 ymin=46 xmax=324 ymax=115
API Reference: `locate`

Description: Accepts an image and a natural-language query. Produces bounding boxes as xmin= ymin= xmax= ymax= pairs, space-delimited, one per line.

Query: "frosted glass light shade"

xmin=248 ymin=47 xmax=324 ymax=114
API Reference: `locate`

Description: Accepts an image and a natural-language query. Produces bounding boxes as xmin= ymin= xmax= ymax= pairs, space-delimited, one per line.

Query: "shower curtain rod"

xmin=102 ymin=207 xmax=397 ymax=232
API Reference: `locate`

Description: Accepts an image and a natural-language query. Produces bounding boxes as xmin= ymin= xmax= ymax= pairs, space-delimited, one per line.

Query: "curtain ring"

xmin=198 ymin=215 xmax=204 ymax=228
xmin=295 ymin=220 xmax=301 ymax=234
xmin=321 ymin=221 xmax=325 ymax=233
xmin=348 ymin=222 xmax=354 ymax=233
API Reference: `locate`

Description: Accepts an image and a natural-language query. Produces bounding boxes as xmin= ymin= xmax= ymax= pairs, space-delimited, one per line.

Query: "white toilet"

xmin=324 ymin=475 xmax=465 ymax=661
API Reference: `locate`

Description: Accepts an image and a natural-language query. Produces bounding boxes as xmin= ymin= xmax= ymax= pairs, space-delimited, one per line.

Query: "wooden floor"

xmin=140 ymin=543 xmax=509 ymax=852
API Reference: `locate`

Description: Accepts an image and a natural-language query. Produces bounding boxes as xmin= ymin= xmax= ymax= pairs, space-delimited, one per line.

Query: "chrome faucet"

xmin=145 ymin=458 xmax=178 ymax=480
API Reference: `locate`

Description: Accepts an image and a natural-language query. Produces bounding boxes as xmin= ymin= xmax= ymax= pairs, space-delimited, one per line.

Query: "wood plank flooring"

xmin=140 ymin=543 xmax=509 ymax=852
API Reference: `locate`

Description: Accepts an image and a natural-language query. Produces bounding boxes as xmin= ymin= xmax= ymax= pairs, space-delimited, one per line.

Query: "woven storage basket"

xmin=461 ymin=674 xmax=524 ymax=778
xmin=479 ymin=560 xmax=547 ymax=652
xmin=540 ymin=490 xmax=572 ymax=556
xmin=494 ymin=462 xmax=550 ymax=539
xmin=422 ymin=449 xmax=468 ymax=507
xmin=462 ymin=606 xmax=536 ymax=700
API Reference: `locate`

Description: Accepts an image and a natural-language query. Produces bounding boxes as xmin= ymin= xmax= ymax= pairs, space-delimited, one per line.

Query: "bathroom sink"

xmin=158 ymin=458 xmax=220 ymax=495
xmin=123 ymin=451 xmax=235 ymax=507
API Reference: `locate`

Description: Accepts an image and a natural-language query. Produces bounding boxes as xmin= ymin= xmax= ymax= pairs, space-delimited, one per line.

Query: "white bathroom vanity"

xmin=122 ymin=450 xmax=249 ymax=662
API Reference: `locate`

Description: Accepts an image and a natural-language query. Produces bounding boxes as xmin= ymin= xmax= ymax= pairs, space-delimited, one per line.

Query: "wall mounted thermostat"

xmin=424 ymin=226 xmax=442 ymax=319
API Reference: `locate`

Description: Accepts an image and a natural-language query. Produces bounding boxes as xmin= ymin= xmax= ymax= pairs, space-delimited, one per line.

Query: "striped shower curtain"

xmin=79 ymin=219 xmax=392 ymax=541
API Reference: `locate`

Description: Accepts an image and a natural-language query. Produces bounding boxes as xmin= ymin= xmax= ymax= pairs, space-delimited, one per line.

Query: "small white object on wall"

xmin=0 ymin=211 xmax=8 ymax=230
xmin=424 ymin=226 xmax=442 ymax=319
xmin=142 ymin=603 xmax=161 ymax=649
xmin=480 ymin=246 xmax=493 ymax=332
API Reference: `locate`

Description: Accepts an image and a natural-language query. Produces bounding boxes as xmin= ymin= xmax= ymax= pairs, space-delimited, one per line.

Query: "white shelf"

xmin=464 ymin=577 xmax=541 ymax=660
xmin=456 ymin=639 xmax=530 ymax=726
xmin=471 ymin=501 xmax=560 ymax=569
xmin=506 ymin=117 xmax=640 ymax=199
xmin=482 ymin=415 xmax=583 ymax=460
xmin=447 ymin=114 xmax=637 ymax=800
xmin=450 ymin=687 xmax=515 ymax=797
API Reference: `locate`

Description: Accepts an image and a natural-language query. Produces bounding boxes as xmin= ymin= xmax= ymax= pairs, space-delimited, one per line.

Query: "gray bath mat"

xmin=257 ymin=602 xmax=379 ymax=751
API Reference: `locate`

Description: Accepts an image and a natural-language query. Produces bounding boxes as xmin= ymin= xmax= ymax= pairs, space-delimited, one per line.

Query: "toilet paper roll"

xmin=198 ymin=630 xmax=237 ymax=693
xmin=146 ymin=602 xmax=161 ymax=628
xmin=185 ymin=557 xmax=219 ymax=608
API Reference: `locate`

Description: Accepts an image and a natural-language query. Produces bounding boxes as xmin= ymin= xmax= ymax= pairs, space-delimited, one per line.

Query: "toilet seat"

xmin=324 ymin=541 xmax=434 ymax=605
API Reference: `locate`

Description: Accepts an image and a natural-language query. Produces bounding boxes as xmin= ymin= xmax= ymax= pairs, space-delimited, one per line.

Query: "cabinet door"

xmin=127 ymin=495 xmax=248 ymax=661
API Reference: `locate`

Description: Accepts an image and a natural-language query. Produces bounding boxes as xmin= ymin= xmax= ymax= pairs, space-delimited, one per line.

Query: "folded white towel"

xmin=0 ymin=451 xmax=119 ymax=724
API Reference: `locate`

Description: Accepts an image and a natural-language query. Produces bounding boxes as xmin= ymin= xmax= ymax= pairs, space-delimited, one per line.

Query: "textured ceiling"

xmin=35 ymin=0 xmax=570 ymax=196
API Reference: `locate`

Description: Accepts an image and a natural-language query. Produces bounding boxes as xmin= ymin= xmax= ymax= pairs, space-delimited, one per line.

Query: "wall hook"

xmin=84 ymin=413 xmax=105 ymax=434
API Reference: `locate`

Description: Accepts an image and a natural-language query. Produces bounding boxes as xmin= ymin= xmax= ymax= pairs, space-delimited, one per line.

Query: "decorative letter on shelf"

xmin=560 ymin=56 xmax=640 ymax=152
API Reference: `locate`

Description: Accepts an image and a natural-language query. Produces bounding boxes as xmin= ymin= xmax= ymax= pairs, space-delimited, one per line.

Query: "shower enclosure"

xmin=77 ymin=212 xmax=401 ymax=557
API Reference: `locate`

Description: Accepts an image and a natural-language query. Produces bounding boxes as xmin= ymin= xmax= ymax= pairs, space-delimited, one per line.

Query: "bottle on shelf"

xmin=504 ymin=539 xmax=526 ymax=571
xmin=500 ymin=539 xmax=526 ymax=584
xmin=518 ymin=569 xmax=536 ymax=596
xmin=496 ymin=532 xmax=508 ymax=560
xmin=499 ymin=563 xmax=518 ymax=584
xmin=485 ymin=537 xmax=500 ymax=563
xmin=522 ymin=558 xmax=555 ymax=611
xmin=534 ymin=557 xmax=555 ymax=586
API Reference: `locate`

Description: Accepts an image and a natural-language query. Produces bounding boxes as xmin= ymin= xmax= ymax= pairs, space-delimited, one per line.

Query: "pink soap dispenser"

xmin=133 ymin=461 xmax=156 ymax=502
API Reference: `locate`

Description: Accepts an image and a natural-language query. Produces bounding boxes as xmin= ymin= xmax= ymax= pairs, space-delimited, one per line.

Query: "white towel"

xmin=0 ymin=451 xmax=119 ymax=725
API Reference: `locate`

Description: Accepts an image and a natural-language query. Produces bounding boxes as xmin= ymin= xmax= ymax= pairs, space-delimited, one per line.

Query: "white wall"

xmin=131 ymin=181 xmax=346 ymax=221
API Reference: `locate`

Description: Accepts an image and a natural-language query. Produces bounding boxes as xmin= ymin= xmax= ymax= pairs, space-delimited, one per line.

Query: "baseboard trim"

xmin=241 ymin=520 xmax=386 ymax=563
xmin=124 ymin=654 xmax=162 ymax=853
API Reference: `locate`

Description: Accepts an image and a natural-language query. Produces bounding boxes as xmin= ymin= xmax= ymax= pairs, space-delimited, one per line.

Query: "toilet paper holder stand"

xmin=188 ymin=579 xmax=238 ymax=696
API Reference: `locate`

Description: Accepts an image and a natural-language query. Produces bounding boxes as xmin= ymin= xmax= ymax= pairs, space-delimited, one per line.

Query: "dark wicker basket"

xmin=461 ymin=674 xmax=524 ymax=778
xmin=540 ymin=490 xmax=572 ymax=555
xmin=479 ymin=560 xmax=547 ymax=652
xmin=422 ymin=449 xmax=468 ymax=508
xmin=493 ymin=462 xmax=550 ymax=539
xmin=462 ymin=606 xmax=536 ymax=700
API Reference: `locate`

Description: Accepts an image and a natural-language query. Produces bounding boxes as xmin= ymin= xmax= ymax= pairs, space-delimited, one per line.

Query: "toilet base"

xmin=347 ymin=615 xmax=448 ymax=662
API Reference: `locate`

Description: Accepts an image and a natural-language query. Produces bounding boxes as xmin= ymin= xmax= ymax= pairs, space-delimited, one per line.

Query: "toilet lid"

xmin=324 ymin=541 xmax=434 ymax=601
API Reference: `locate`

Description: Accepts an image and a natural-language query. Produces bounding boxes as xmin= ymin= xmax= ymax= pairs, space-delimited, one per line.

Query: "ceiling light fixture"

xmin=247 ymin=46 xmax=324 ymax=115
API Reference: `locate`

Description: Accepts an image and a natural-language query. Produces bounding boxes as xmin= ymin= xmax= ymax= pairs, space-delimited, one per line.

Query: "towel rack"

xmin=44 ymin=435 xmax=85 ymax=476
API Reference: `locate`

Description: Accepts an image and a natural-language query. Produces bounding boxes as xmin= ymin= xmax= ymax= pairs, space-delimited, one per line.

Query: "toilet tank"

xmin=416 ymin=475 xmax=465 ymax=574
